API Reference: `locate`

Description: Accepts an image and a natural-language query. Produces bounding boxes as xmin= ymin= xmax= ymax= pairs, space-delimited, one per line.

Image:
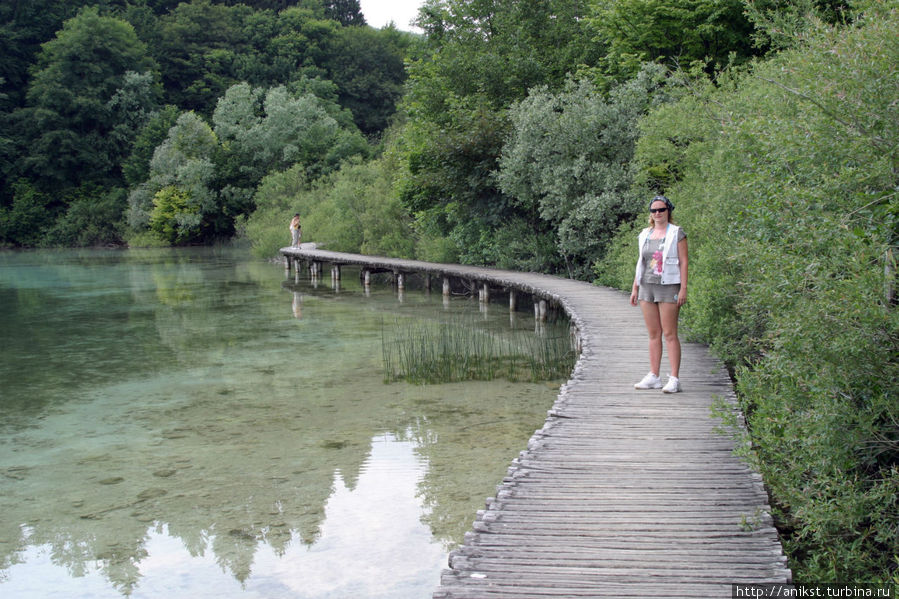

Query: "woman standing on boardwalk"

xmin=289 ymin=213 xmax=301 ymax=247
xmin=629 ymin=195 xmax=688 ymax=393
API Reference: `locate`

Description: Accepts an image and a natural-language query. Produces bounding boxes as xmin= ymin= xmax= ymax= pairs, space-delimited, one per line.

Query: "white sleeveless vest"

xmin=635 ymin=224 xmax=682 ymax=285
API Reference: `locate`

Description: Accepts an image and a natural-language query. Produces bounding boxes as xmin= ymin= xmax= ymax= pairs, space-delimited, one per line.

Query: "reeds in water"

xmin=381 ymin=315 xmax=577 ymax=384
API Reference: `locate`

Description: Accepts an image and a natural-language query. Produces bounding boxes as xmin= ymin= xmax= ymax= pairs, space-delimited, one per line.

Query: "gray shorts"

xmin=638 ymin=282 xmax=680 ymax=303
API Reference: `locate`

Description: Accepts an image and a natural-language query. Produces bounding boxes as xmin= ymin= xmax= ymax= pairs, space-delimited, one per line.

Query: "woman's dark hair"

xmin=650 ymin=195 xmax=674 ymax=212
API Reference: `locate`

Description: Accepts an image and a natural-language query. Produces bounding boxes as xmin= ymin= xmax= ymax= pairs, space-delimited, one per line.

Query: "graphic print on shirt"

xmin=650 ymin=249 xmax=663 ymax=274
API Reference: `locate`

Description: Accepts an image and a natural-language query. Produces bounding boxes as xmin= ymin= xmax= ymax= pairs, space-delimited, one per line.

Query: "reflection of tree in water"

xmin=0 ymin=383 xmax=557 ymax=594
xmin=0 ymin=396 xmax=378 ymax=593
xmin=397 ymin=382 xmax=558 ymax=549
xmin=0 ymin=249 xmax=563 ymax=595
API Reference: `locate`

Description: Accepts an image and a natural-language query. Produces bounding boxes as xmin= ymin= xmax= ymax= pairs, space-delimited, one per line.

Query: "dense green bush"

xmin=243 ymin=164 xmax=310 ymax=257
xmin=0 ymin=181 xmax=57 ymax=247
xmin=43 ymin=186 xmax=127 ymax=246
xmin=149 ymin=185 xmax=196 ymax=244
xmin=499 ymin=64 xmax=674 ymax=279
xmin=244 ymin=155 xmax=415 ymax=259
xmin=600 ymin=7 xmax=898 ymax=582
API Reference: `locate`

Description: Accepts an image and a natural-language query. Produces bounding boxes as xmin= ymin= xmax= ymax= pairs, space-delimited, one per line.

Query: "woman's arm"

xmin=677 ymin=237 xmax=688 ymax=307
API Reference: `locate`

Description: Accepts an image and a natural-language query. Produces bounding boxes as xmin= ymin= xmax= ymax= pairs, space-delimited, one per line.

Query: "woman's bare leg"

xmin=659 ymin=302 xmax=681 ymax=378
xmin=639 ymin=301 xmax=663 ymax=375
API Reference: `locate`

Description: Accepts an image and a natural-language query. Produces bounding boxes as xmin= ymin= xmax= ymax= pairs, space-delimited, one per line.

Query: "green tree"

xmin=212 ymin=81 xmax=369 ymax=186
xmin=411 ymin=0 xmax=601 ymax=110
xmin=246 ymin=155 xmax=414 ymax=259
xmin=122 ymin=104 xmax=181 ymax=188
xmin=744 ymin=0 xmax=855 ymax=52
xmin=149 ymin=185 xmax=196 ymax=244
xmin=399 ymin=0 xmax=602 ymax=270
xmin=589 ymin=0 xmax=758 ymax=77
xmin=19 ymin=6 xmax=157 ymax=189
xmin=0 ymin=0 xmax=93 ymax=108
xmin=154 ymin=0 xmax=255 ymax=114
xmin=128 ymin=111 xmax=219 ymax=242
xmin=0 ymin=180 xmax=56 ymax=247
xmin=321 ymin=25 xmax=411 ymax=135
xmin=43 ymin=185 xmax=128 ymax=247
xmin=232 ymin=6 xmax=337 ymax=87
xmin=498 ymin=64 xmax=674 ymax=278
xmin=305 ymin=157 xmax=414 ymax=256
xmin=107 ymin=70 xmax=164 ymax=157
xmin=322 ymin=0 xmax=366 ymax=26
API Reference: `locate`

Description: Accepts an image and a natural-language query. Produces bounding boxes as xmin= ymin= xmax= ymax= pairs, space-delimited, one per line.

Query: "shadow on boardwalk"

xmin=281 ymin=247 xmax=792 ymax=598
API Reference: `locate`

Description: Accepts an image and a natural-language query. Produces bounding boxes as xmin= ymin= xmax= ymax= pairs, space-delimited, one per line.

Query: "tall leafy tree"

xmin=589 ymin=0 xmax=757 ymax=77
xmin=0 ymin=0 xmax=92 ymax=108
xmin=19 ymin=6 xmax=158 ymax=190
xmin=154 ymin=0 xmax=255 ymax=113
xmin=212 ymin=81 xmax=368 ymax=186
xmin=122 ymin=104 xmax=181 ymax=188
xmin=498 ymin=64 xmax=673 ymax=278
xmin=234 ymin=6 xmax=340 ymax=89
xmin=321 ymin=25 xmax=410 ymax=135
xmin=128 ymin=111 xmax=219 ymax=241
xmin=322 ymin=0 xmax=365 ymax=26
xmin=399 ymin=0 xmax=602 ymax=268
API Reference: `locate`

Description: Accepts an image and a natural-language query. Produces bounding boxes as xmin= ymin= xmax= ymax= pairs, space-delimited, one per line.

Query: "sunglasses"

xmin=650 ymin=207 xmax=668 ymax=213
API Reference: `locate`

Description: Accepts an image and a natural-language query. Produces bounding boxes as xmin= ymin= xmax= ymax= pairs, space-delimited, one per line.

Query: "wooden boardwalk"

xmin=281 ymin=247 xmax=792 ymax=598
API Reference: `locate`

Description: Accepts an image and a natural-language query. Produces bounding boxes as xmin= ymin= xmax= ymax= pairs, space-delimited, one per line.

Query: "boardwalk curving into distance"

xmin=281 ymin=246 xmax=792 ymax=598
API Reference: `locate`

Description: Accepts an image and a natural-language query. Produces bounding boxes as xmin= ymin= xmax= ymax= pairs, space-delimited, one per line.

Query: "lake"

xmin=0 ymin=247 xmax=568 ymax=598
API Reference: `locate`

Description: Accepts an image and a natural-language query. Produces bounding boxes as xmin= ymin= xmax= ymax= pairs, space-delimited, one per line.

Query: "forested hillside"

xmin=0 ymin=0 xmax=414 ymax=246
xmin=2 ymin=0 xmax=896 ymax=584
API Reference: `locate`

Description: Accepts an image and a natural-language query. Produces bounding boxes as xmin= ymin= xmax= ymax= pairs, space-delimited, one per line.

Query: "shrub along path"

xmin=281 ymin=247 xmax=792 ymax=598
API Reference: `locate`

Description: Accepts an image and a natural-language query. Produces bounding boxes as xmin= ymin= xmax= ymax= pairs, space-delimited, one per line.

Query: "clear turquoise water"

xmin=0 ymin=248 xmax=565 ymax=598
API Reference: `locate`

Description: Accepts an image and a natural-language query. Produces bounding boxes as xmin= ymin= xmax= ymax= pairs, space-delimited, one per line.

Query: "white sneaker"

xmin=634 ymin=372 xmax=662 ymax=389
xmin=662 ymin=376 xmax=681 ymax=393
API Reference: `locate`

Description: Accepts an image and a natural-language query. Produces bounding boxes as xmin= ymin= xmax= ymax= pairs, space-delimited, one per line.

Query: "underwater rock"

xmin=136 ymin=488 xmax=167 ymax=501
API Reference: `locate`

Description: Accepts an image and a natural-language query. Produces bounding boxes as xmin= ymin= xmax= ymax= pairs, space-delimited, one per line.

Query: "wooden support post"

xmin=509 ymin=289 xmax=517 ymax=312
xmin=424 ymin=274 xmax=432 ymax=291
xmin=480 ymin=283 xmax=489 ymax=304
xmin=396 ymin=272 xmax=405 ymax=291
xmin=534 ymin=297 xmax=547 ymax=321
xmin=442 ymin=277 xmax=450 ymax=297
xmin=284 ymin=255 xmax=292 ymax=273
xmin=570 ymin=322 xmax=582 ymax=354
xmin=362 ymin=269 xmax=371 ymax=286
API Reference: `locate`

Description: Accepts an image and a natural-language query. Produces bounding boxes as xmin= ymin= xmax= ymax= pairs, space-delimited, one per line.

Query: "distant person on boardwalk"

xmin=290 ymin=213 xmax=301 ymax=247
xmin=629 ymin=195 xmax=688 ymax=393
